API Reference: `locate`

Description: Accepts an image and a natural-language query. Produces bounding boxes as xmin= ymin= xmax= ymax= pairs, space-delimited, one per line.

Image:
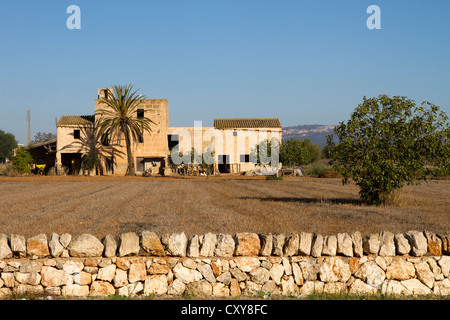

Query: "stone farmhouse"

xmin=52 ymin=88 xmax=282 ymax=176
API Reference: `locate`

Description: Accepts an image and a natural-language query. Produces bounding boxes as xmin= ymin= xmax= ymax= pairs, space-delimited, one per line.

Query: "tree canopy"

xmin=279 ymin=138 xmax=321 ymax=166
xmin=31 ymin=132 xmax=56 ymax=145
xmin=326 ymin=95 xmax=450 ymax=205
xmin=0 ymin=130 xmax=18 ymax=162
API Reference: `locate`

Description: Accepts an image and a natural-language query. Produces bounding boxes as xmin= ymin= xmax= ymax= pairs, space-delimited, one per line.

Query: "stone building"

xmin=55 ymin=89 xmax=282 ymax=175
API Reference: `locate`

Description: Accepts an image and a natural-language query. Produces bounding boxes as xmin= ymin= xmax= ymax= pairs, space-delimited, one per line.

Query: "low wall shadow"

xmin=238 ymin=196 xmax=363 ymax=205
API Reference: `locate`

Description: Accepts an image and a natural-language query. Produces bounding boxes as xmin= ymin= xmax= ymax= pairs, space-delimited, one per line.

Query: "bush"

xmin=0 ymin=163 xmax=19 ymax=176
xmin=81 ymin=154 xmax=101 ymax=172
xmin=279 ymin=138 xmax=321 ymax=166
xmin=307 ymin=163 xmax=332 ymax=176
xmin=13 ymin=147 xmax=33 ymax=174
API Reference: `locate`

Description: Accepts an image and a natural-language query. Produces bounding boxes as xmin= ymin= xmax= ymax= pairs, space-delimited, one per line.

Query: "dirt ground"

xmin=0 ymin=175 xmax=448 ymax=239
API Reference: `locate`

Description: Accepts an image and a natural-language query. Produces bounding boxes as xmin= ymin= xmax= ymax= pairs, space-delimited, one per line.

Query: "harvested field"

xmin=0 ymin=175 xmax=449 ymax=239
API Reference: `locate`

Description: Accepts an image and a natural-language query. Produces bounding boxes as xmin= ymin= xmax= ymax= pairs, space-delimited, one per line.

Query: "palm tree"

xmin=95 ymin=84 xmax=155 ymax=175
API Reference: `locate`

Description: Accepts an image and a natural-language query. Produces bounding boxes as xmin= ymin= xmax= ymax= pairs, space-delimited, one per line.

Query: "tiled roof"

xmin=57 ymin=115 xmax=95 ymax=126
xmin=214 ymin=118 xmax=281 ymax=129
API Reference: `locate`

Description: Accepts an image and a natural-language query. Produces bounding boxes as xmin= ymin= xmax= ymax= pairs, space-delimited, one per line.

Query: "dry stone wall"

xmin=0 ymin=230 xmax=449 ymax=298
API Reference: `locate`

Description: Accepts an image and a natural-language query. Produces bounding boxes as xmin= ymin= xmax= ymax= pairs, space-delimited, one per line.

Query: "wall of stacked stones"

xmin=0 ymin=230 xmax=449 ymax=298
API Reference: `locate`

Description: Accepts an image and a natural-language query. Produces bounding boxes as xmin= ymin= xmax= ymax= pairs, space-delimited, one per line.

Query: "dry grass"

xmin=0 ymin=175 xmax=448 ymax=239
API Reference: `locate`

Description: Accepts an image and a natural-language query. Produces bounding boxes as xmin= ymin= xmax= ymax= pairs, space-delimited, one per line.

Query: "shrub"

xmin=13 ymin=147 xmax=33 ymax=174
xmin=81 ymin=154 xmax=101 ymax=172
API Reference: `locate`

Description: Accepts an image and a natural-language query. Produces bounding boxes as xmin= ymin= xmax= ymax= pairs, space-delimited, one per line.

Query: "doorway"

xmin=218 ymin=155 xmax=230 ymax=173
xmin=61 ymin=153 xmax=82 ymax=175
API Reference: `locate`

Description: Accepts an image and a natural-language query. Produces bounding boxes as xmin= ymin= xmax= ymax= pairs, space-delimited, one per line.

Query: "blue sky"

xmin=1 ymin=0 xmax=449 ymax=145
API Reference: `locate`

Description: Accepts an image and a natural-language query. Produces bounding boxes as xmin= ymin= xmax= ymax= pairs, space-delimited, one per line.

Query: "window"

xmin=101 ymin=133 xmax=110 ymax=146
xmin=138 ymin=131 xmax=144 ymax=143
xmin=168 ymin=134 xmax=179 ymax=150
xmin=137 ymin=109 xmax=144 ymax=119
xmin=240 ymin=154 xmax=250 ymax=163
xmin=233 ymin=131 xmax=238 ymax=137
xmin=74 ymin=130 xmax=80 ymax=140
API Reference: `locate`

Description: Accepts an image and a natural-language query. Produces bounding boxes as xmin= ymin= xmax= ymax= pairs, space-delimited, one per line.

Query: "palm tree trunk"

xmin=123 ymin=127 xmax=135 ymax=176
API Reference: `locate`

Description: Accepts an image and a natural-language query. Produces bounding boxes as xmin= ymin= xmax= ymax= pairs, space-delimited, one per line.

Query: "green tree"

xmin=326 ymin=95 xmax=450 ymax=205
xmin=302 ymin=138 xmax=321 ymax=163
xmin=0 ymin=130 xmax=18 ymax=162
xmin=279 ymin=138 xmax=311 ymax=166
xmin=95 ymin=84 xmax=155 ymax=176
xmin=13 ymin=146 xmax=33 ymax=173
xmin=279 ymin=138 xmax=321 ymax=166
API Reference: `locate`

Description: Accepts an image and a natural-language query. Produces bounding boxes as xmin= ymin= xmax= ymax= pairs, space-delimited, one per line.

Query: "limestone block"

xmin=337 ymin=233 xmax=353 ymax=257
xmin=0 ymin=234 xmax=12 ymax=259
xmin=400 ymin=279 xmax=432 ymax=296
xmin=438 ymin=256 xmax=450 ymax=277
xmin=27 ymin=234 xmax=50 ymax=258
xmin=234 ymin=257 xmax=260 ymax=272
xmin=259 ymin=233 xmax=273 ymax=256
xmin=283 ymin=232 xmax=299 ymax=256
xmin=363 ymin=233 xmax=380 ymax=255
xmin=234 ymin=233 xmax=260 ymax=256
xmin=424 ymin=231 xmax=442 ymax=256
xmin=173 ymin=262 xmax=202 ymax=284
xmin=167 ymin=278 xmax=186 ymax=295
xmin=319 ymin=257 xmax=351 ymax=283
xmin=405 ymin=231 xmax=428 ymax=257
xmin=385 ymin=258 xmax=415 ymax=281
xmin=144 ymin=275 xmax=168 ymax=295
xmin=68 ymin=234 xmax=104 ymax=257
xmin=378 ymin=231 xmax=396 ymax=257
xmin=310 ymin=233 xmax=323 ymax=258
xmin=199 ymin=233 xmax=217 ymax=257
xmin=102 ymin=234 xmax=117 ymax=258
xmin=114 ymin=269 xmax=128 ymax=288
xmin=214 ymin=234 xmax=235 ymax=257
xmin=299 ymin=232 xmax=313 ymax=256
xmin=59 ymin=233 xmax=72 ymax=248
xmin=433 ymin=278 xmax=450 ymax=296
xmin=49 ymin=233 xmax=64 ymax=258
xmin=10 ymin=234 xmax=26 ymax=258
xmin=351 ymin=231 xmax=363 ymax=257
xmin=62 ymin=284 xmax=90 ymax=297
xmin=97 ymin=264 xmax=117 ymax=282
xmin=250 ymin=267 xmax=270 ymax=285
xmin=415 ymin=260 xmax=434 ymax=289
xmin=272 ymin=233 xmax=285 ymax=256
xmin=40 ymin=266 xmax=70 ymax=287
xmin=186 ymin=234 xmax=200 ymax=258
xmin=197 ymin=264 xmax=216 ymax=283
xmin=167 ymin=232 xmax=187 ymax=257
xmin=90 ymin=281 xmax=116 ymax=296
xmin=140 ymin=231 xmax=165 ymax=256
xmin=118 ymin=282 xmax=144 ymax=297
xmin=394 ymin=233 xmax=411 ymax=255
xmin=269 ymin=263 xmax=284 ymax=285
xmin=322 ymin=235 xmax=337 ymax=256
xmin=118 ymin=232 xmax=140 ymax=257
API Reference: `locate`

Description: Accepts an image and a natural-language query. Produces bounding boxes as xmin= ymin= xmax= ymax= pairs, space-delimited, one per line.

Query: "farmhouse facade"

xmin=54 ymin=89 xmax=282 ymax=176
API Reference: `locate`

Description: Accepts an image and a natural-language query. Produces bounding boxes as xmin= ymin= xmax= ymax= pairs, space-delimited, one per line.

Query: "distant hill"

xmin=282 ymin=124 xmax=336 ymax=148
